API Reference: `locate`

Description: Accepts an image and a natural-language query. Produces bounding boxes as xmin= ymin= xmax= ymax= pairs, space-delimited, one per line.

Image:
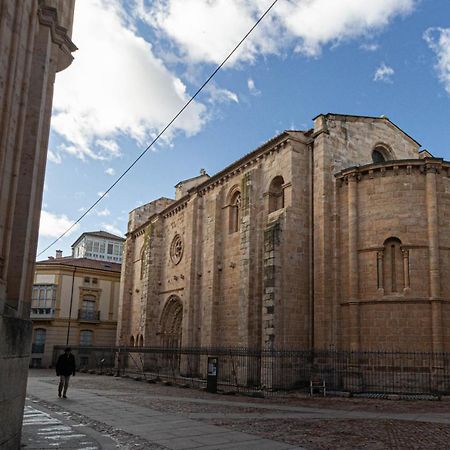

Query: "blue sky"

xmin=38 ymin=0 xmax=450 ymax=258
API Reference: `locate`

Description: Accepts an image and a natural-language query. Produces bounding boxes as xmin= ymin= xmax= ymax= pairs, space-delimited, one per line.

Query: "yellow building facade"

xmin=31 ymin=255 xmax=121 ymax=368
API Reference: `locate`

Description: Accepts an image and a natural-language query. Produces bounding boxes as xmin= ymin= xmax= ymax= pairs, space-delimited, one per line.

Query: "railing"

xmin=78 ymin=309 xmax=100 ymax=321
xmin=30 ymin=308 xmax=55 ymax=319
xmin=52 ymin=346 xmax=450 ymax=397
xmin=32 ymin=343 xmax=45 ymax=354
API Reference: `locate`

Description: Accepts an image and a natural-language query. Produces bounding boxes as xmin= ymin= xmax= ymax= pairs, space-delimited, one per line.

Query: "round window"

xmin=170 ymin=234 xmax=184 ymax=265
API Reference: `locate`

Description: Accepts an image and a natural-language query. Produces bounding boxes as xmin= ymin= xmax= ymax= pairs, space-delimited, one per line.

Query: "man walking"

xmin=56 ymin=347 xmax=76 ymax=398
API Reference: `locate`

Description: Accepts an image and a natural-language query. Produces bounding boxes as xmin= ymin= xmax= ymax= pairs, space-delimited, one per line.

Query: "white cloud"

xmin=373 ymin=63 xmax=394 ymax=82
xmin=206 ymin=84 xmax=239 ymax=104
xmin=247 ymin=78 xmax=261 ymax=96
xmin=101 ymin=223 xmax=124 ymax=236
xmin=47 ymin=150 xmax=62 ymax=164
xmin=96 ymin=139 xmax=121 ymax=158
xmin=360 ymin=42 xmax=379 ymax=52
xmin=139 ymin=0 xmax=415 ymax=63
xmin=279 ymin=0 xmax=415 ymax=57
xmin=105 ymin=167 xmax=116 ymax=176
xmin=96 ymin=208 xmax=111 ymax=217
xmin=424 ymin=27 xmax=450 ymax=95
xmin=39 ymin=211 xmax=79 ymax=238
xmin=51 ymin=0 xmax=206 ymax=161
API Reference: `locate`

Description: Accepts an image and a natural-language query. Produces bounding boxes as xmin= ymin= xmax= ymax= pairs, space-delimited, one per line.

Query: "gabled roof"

xmin=175 ymin=173 xmax=209 ymax=188
xmin=191 ymin=130 xmax=311 ymax=194
xmin=314 ymin=113 xmax=421 ymax=147
xmin=36 ymin=257 xmax=121 ymax=273
xmin=71 ymin=231 xmax=125 ymax=248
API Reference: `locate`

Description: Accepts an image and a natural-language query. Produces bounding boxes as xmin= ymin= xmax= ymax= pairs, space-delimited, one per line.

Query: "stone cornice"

xmin=38 ymin=5 xmax=77 ymax=71
xmin=162 ymin=198 xmax=189 ymax=219
xmin=35 ymin=265 xmax=121 ymax=278
xmin=194 ymin=132 xmax=312 ymax=196
xmin=129 ymin=132 xmax=312 ymax=234
xmin=341 ymin=297 xmax=450 ymax=306
xmin=335 ymin=158 xmax=450 ymax=184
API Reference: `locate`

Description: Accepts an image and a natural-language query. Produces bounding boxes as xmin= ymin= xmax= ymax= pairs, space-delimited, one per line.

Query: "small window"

xmin=268 ymin=176 xmax=285 ymax=213
xmin=107 ymin=243 xmax=113 ymax=255
xmin=84 ymin=277 xmax=90 ymax=283
xmin=229 ymin=191 xmax=241 ymax=233
xmin=372 ymin=149 xmax=385 ymax=163
xmin=383 ymin=237 xmax=403 ymax=294
xmin=372 ymin=145 xmax=391 ymax=163
xmin=92 ymin=278 xmax=98 ymax=284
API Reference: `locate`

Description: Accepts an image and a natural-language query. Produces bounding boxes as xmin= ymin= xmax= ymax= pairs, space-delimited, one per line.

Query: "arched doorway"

xmin=160 ymin=296 xmax=183 ymax=348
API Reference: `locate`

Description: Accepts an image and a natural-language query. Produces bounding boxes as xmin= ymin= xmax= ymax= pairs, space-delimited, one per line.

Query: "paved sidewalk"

xmin=21 ymin=399 xmax=117 ymax=449
xmin=25 ymin=373 xmax=450 ymax=449
xmin=26 ymin=377 xmax=304 ymax=449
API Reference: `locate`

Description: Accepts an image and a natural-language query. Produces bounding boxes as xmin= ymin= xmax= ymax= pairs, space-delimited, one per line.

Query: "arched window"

xmin=130 ymin=335 xmax=135 ymax=347
xmin=383 ymin=237 xmax=403 ymax=294
xmin=372 ymin=145 xmax=391 ymax=163
xmin=268 ymin=176 xmax=285 ymax=213
xmin=229 ymin=191 xmax=241 ymax=233
xmin=80 ymin=330 xmax=93 ymax=346
xmin=140 ymin=246 xmax=147 ymax=280
xmin=138 ymin=334 xmax=144 ymax=347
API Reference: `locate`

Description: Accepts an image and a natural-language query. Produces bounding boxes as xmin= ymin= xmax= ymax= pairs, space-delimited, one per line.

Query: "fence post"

xmin=115 ymin=347 xmax=122 ymax=377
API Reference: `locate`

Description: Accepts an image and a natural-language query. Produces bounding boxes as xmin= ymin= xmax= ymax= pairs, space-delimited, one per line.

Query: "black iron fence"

xmin=52 ymin=346 xmax=450 ymax=397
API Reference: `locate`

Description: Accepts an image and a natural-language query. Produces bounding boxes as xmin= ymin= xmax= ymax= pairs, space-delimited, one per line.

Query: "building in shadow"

xmin=0 ymin=1 xmax=76 ymax=447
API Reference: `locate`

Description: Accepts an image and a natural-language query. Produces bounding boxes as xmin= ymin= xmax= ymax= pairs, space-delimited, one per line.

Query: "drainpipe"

xmin=66 ymin=266 xmax=76 ymax=345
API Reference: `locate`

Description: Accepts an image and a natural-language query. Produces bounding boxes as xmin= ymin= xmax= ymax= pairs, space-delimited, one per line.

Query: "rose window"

xmin=170 ymin=234 xmax=184 ymax=265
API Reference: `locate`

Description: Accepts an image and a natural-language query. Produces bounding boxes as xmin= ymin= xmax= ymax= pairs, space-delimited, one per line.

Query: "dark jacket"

xmin=56 ymin=353 xmax=76 ymax=376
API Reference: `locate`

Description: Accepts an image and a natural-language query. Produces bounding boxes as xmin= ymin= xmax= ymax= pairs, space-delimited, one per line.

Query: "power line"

xmin=37 ymin=0 xmax=279 ymax=257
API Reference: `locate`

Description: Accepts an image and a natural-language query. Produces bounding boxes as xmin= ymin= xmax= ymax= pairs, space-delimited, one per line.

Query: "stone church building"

xmin=117 ymin=113 xmax=450 ymax=355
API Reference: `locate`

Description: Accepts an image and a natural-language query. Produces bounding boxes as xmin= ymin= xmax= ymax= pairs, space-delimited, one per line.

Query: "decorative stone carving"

xmin=170 ymin=234 xmax=183 ymax=265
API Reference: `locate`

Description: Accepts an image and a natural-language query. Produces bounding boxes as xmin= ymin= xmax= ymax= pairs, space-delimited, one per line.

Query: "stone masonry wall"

xmin=312 ymin=115 xmax=420 ymax=350
xmin=0 ymin=2 xmax=75 ymax=447
xmin=337 ymin=160 xmax=450 ymax=352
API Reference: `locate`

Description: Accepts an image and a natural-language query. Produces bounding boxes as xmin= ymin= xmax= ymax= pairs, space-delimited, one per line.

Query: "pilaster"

xmin=425 ymin=162 xmax=443 ymax=353
xmin=347 ymin=173 xmax=360 ymax=351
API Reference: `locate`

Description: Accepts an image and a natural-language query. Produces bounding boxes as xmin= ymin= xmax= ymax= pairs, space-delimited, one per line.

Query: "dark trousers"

xmin=58 ymin=375 xmax=70 ymax=396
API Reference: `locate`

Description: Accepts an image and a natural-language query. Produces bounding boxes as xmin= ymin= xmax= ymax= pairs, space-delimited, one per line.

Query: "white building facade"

xmin=72 ymin=231 xmax=124 ymax=263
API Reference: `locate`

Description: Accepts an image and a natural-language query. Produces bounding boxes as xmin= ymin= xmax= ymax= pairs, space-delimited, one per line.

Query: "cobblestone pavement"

xmin=204 ymin=418 xmax=450 ymax=449
xmin=26 ymin=370 xmax=450 ymax=449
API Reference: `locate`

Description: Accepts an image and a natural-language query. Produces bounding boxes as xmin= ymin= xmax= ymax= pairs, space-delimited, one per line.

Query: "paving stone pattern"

xmin=25 ymin=371 xmax=450 ymax=449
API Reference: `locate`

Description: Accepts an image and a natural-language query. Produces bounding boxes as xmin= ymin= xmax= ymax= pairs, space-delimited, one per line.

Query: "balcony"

xmin=78 ymin=309 xmax=100 ymax=322
xmin=30 ymin=308 xmax=55 ymax=319
xmin=31 ymin=343 xmax=45 ymax=354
